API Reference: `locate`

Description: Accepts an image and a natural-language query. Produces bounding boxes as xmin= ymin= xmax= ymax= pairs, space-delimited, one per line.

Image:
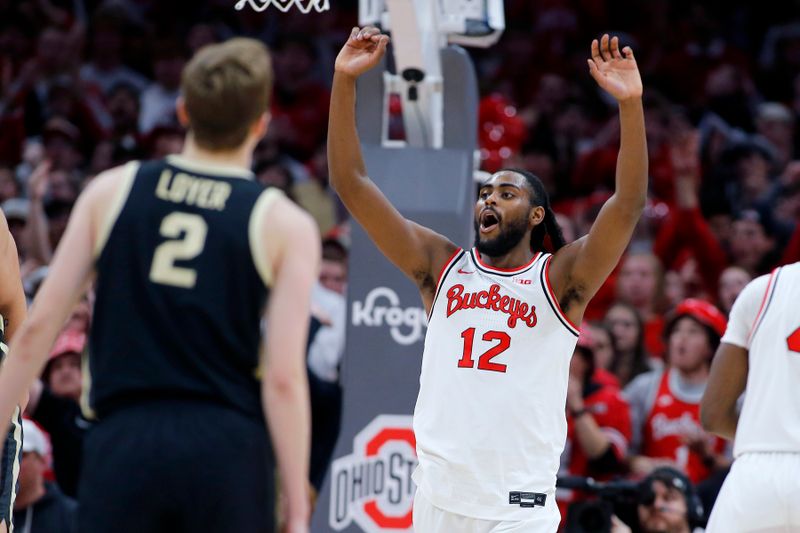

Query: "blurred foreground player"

xmin=701 ymin=261 xmax=800 ymax=532
xmin=0 ymin=38 xmax=319 ymax=533
xmin=0 ymin=210 xmax=28 ymax=533
xmin=330 ymin=29 xmax=647 ymax=531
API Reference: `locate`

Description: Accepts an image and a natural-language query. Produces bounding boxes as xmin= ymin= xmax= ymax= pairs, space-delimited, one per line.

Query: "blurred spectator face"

xmin=588 ymin=325 xmax=614 ymax=370
xmin=48 ymin=170 xmax=78 ymax=203
xmin=664 ymin=270 xmax=686 ymax=308
xmin=616 ymin=254 xmax=661 ymax=309
xmin=605 ymin=304 xmax=640 ymax=353
xmin=15 ymin=452 xmax=46 ymax=510
xmin=274 ymin=40 xmax=315 ymax=83
xmin=36 ymin=27 xmax=67 ymax=73
xmin=256 ymin=164 xmax=293 ymax=193
xmin=637 ymin=480 xmax=690 ymax=533
xmin=0 ymin=166 xmax=19 ymax=202
xmin=154 ymin=56 xmax=186 ymax=91
xmin=187 ymin=24 xmax=218 ymax=53
xmin=718 ymin=267 xmax=751 ymax=314
xmin=737 ymin=152 xmax=771 ymax=198
xmin=756 ymin=105 xmax=794 ymax=156
xmin=66 ymin=297 xmax=91 ymax=333
xmin=92 ymin=27 xmax=123 ymax=67
xmin=667 ymin=317 xmax=712 ymax=372
xmin=90 ymin=141 xmax=115 ymax=174
xmin=150 ymin=131 xmax=184 ymax=159
xmin=729 ymin=218 xmax=773 ymax=272
xmin=320 ymin=259 xmax=347 ymax=295
xmin=45 ymin=201 xmax=73 ymax=248
xmin=48 ymin=352 xmax=82 ymax=400
xmin=534 ymin=74 xmax=567 ymax=115
xmin=45 ymin=136 xmax=82 ymax=172
xmin=108 ymin=85 xmax=140 ymax=133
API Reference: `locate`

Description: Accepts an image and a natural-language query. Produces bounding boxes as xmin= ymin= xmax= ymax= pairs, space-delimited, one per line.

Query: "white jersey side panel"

xmin=412 ymin=249 xmax=579 ymax=521
xmin=725 ymin=263 xmax=800 ymax=456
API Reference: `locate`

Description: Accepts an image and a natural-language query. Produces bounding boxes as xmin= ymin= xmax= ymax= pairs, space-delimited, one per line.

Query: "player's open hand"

xmin=335 ymin=26 xmax=390 ymax=79
xmin=587 ymin=34 xmax=642 ymax=102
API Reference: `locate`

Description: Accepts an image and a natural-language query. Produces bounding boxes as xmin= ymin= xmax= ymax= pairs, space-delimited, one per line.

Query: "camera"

xmin=557 ymin=476 xmax=641 ymax=533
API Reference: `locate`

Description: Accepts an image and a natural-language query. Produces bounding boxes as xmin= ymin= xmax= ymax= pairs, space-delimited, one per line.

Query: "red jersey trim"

xmin=747 ymin=267 xmax=779 ymax=345
xmin=471 ymin=248 xmax=541 ymax=275
xmin=543 ymin=255 xmax=581 ymax=335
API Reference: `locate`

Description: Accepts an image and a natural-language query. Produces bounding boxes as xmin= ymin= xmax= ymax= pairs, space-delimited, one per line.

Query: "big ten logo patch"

xmin=351 ymin=287 xmax=427 ymax=346
xmin=329 ymin=415 xmax=417 ymax=531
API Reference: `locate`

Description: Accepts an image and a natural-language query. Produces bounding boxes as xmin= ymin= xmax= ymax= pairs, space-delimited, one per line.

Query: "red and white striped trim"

xmin=543 ymin=255 xmax=581 ymax=336
xmin=747 ymin=267 xmax=780 ymax=345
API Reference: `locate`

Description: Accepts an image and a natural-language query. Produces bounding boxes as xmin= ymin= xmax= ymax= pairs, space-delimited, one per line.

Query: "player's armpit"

xmin=701 ymin=342 xmax=748 ymax=440
xmin=328 ymin=72 xmax=456 ymax=292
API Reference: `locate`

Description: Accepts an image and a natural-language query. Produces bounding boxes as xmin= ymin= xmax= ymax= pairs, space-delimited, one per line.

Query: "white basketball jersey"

xmin=722 ymin=262 xmax=800 ymax=457
xmin=412 ymin=248 xmax=579 ymax=521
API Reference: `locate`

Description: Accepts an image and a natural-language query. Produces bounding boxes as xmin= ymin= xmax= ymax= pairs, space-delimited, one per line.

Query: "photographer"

xmin=611 ymin=467 xmax=705 ymax=533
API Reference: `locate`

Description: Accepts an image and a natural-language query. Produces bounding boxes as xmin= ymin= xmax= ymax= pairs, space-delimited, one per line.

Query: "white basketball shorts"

xmin=706 ymin=452 xmax=800 ymax=532
xmin=412 ymin=489 xmax=560 ymax=533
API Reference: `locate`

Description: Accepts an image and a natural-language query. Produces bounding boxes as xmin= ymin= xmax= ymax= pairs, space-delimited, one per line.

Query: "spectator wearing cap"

xmin=755 ymin=102 xmax=795 ymax=169
xmin=611 ymin=467 xmax=705 ymax=533
xmin=12 ymin=419 xmax=77 ymax=533
xmin=557 ymin=330 xmax=631 ymax=515
xmin=625 ymin=300 xmax=729 ymax=484
xmin=26 ymin=330 xmax=90 ymax=498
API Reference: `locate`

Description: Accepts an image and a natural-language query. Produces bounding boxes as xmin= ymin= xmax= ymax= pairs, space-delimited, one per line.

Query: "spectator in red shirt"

xmin=558 ymin=332 xmax=631 ymax=515
xmin=624 ymin=300 xmax=728 ymax=484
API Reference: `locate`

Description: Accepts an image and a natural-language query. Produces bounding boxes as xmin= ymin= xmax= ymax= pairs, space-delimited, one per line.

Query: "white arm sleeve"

xmin=721 ymin=273 xmax=773 ymax=349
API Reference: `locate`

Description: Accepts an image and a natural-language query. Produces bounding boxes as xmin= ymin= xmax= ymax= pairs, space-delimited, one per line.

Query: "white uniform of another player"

xmin=706 ymin=262 xmax=800 ymax=532
xmin=412 ymin=248 xmax=579 ymax=532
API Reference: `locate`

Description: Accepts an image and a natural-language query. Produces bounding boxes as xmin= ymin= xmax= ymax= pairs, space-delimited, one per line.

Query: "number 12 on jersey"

xmin=457 ymin=328 xmax=511 ymax=373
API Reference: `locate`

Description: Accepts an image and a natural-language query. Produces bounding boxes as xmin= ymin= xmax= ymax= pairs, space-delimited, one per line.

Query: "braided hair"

xmin=501 ymin=168 xmax=566 ymax=253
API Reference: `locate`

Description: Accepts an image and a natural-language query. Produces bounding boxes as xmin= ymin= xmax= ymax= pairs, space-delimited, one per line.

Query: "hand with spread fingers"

xmin=334 ymin=26 xmax=390 ymax=79
xmin=587 ymin=34 xmax=643 ymax=102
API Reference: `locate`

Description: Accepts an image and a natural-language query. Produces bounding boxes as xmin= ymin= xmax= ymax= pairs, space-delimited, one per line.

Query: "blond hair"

xmin=181 ymin=38 xmax=272 ymax=151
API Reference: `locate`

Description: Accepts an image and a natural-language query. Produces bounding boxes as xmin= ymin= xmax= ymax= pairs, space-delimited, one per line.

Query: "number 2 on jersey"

xmin=149 ymin=212 xmax=208 ymax=288
xmin=457 ymin=328 xmax=511 ymax=373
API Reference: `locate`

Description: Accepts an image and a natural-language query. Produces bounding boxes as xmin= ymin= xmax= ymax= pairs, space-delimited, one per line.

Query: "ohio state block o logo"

xmin=329 ymin=415 xmax=417 ymax=531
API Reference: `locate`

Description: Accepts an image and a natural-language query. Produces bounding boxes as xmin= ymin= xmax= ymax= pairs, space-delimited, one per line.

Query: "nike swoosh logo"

xmin=458 ymin=268 xmax=475 ymax=275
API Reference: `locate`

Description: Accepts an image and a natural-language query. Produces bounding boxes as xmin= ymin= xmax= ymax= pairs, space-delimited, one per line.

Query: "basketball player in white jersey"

xmin=330 ymin=28 xmax=647 ymax=531
xmin=701 ymin=262 xmax=800 ymax=532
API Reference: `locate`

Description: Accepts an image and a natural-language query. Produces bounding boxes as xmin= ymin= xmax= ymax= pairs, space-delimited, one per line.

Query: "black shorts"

xmin=78 ymin=400 xmax=275 ymax=533
xmin=0 ymin=407 xmax=22 ymax=528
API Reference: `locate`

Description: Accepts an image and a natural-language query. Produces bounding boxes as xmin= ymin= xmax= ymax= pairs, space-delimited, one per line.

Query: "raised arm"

xmin=550 ymin=35 xmax=647 ymax=324
xmin=329 ymin=27 xmax=456 ymax=300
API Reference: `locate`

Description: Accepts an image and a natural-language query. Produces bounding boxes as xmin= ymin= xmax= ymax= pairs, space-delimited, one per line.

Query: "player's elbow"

xmin=262 ymin=365 xmax=308 ymax=401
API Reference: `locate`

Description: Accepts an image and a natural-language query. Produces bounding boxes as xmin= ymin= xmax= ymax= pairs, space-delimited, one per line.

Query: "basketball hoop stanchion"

xmin=234 ymin=0 xmax=330 ymax=13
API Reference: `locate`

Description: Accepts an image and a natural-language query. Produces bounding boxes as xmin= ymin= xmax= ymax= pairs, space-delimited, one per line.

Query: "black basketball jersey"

xmin=90 ymin=156 xmax=276 ymax=420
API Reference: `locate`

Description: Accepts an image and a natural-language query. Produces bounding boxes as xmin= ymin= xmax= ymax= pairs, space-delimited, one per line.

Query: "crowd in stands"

xmin=2 ymin=0 xmax=799 ymax=530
